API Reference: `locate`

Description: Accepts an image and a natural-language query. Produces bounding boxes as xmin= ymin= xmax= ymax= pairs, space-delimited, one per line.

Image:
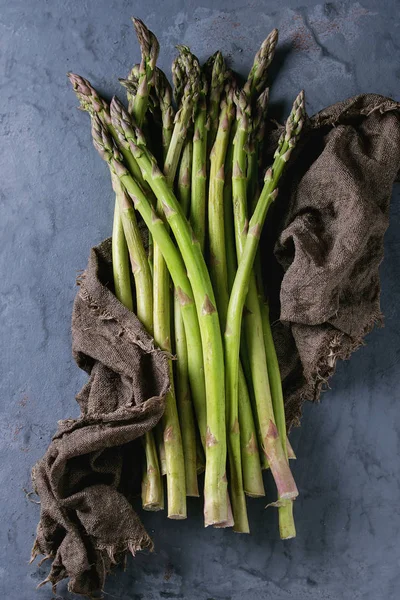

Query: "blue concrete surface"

xmin=1 ymin=1 xmax=399 ymax=598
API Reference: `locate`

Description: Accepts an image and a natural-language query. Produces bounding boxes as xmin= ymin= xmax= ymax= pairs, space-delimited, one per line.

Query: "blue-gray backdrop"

xmin=1 ymin=1 xmax=399 ymax=598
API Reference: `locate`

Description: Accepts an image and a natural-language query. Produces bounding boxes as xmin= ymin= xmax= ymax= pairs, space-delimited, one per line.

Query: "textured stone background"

xmin=1 ymin=1 xmax=399 ymax=598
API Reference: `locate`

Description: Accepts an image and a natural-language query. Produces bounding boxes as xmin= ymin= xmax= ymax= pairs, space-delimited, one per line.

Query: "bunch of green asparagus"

xmin=68 ymin=18 xmax=305 ymax=537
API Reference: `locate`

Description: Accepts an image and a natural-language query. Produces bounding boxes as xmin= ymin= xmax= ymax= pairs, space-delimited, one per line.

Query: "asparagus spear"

xmin=223 ymin=28 xmax=278 ymax=283
xmin=177 ymin=138 xmax=193 ymax=217
xmin=232 ymin=32 xmax=279 ymax=472
xmin=112 ymin=175 xmax=164 ymax=511
xmin=130 ymin=18 xmax=160 ymax=127
xmin=68 ymin=73 xmax=155 ymax=203
xmin=232 ymin=89 xmax=273 ymax=468
xmin=133 ymin=31 xmax=188 ymax=517
xmin=208 ymin=83 xmax=264 ymax=510
xmin=174 ymin=136 xmax=199 ymax=496
xmin=120 ymin=65 xmax=173 ymax=162
xmin=153 ymin=67 xmax=175 ymax=162
xmin=246 ymin=44 xmax=297 ymax=537
xmin=243 ymin=28 xmax=278 ymax=101
xmin=117 ymin=172 xmax=181 ymax=515
xmin=164 ymin=48 xmax=208 ymax=450
xmin=112 ymin=202 xmax=133 ymax=313
xmin=205 ymin=51 xmax=227 ymax=153
xmin=120 ymin=64 xmax=141 ymax=117
xmin=225 ymin=90 xmax=305 ymax=509
xmin=109 ymin=98 xmax=231 ymax=527
xmin=154 ymin=268 xmax=187 ymax=518
xmin=223 ymin=128 xmax=238 ymax=293
xmin=246 ymin=88 xmax=269 ymax=209
xmin=118 ymin=26 xmax=165 ymax=510
xmin=166 ymin=46 xmax=200 ymax=182
xmin=120 ymin=66 xmax=158 ymax=274
xmin=190 ymin=71 xmax=208 ymax=250
xmin=173 ymin=263 xmax=199 ymax=497
xmin=152 ymin=194 xmax=187 ymax=517
xmin=156 ymin=49 xmax=203 ymax=506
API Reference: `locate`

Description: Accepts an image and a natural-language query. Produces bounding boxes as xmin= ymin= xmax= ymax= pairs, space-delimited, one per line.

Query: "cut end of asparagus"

xmin=142 ymin=471 xmax=165 ymax=512
xmin=205 ymin=488 xmax=234 ymax=528
xmin=279 ymin=501 xmax=296 ymax=539
xmin=263 ymin=420 xmax=299 ymax=501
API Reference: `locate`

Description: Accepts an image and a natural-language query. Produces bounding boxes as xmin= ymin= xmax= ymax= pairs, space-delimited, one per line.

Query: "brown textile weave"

xmin=31 ymin=94 xmax=400 ymax=596
xmin=31 ymin=239 xmax=169 ymax=596
xmin=264 ymin=94 xmax=400 ymax=427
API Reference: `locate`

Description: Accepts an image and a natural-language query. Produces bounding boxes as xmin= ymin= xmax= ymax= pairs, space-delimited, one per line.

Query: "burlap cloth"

xmin=31 ymin=94 xmax=400 ymax=597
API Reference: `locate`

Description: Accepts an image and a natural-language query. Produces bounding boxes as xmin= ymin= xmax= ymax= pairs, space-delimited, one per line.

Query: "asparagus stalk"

xmin=108 ymin=98 xmax=231 ymax=527
xmin=246 ymin=88 xmax=269 ymax=208
xmin=248 ymin=64 xmax=297 ymax=536
xmin=208 ymin=83 xmax=264 ymax=508
xmin=155 ymin=51 xmax=202 ymax=505
xmin=125 ymin=35 xmax=190 ymax=515
xmin=154 ymin=264 xmax=186 ymax=518
xmin=166 ymin=46 xmax=200 ymax=182
xmin=112 ymin=202 xmax=133 ymax=313
xmin=176 ymin=138 xmax=193 ymax=217
xmin=120 ymin=64 xmax=140 ymax=117
xmin=68 ymin=73 xmax=155 ymax=203
xmin=118 ymin=26 xmax=164 ymax=508
xmin=120 ymin=66 xmax=157 ymax=272
xmin=243 ymin=28 xmax=278 ymax=101
xmin=224 ymin=28 xmax=277 ymax=288
xmin=232 ymin=90 xmax=271 ymax=470
xmin=175 ymin=136 xmax=199 ymax=496
xmin=112 ymin=176 xmax=164 ymax=511
xmin=205 ymin=51 xmax=227 ymax=153
xmin=154 ymin=68 xmax=175 ymax=162
xmin=234 ymin=32 xmax=278 ymax=471
xmin=190 ymin=71 xmax=208 ymax=250
xmin=223 ymin=129 xmax=238 ymax=293
xmin=225 ymin=90 xmax=305 ymax=507
xmin=164 ymin=49 xmax=208 ymax=450
xmin=208 ymin=86 xmax=235 ymax=319
xmin=128 ymin=36 xmax=189 ymax=517
xmin=130 ymin=18 xmax=159 ymax=127
xmin=112 ymin=176 xmax=153 ymax=330
xmin=174 ymin=282 xmax=199 ymax=497
xmin=177 ymin=135 xmax=207 ymax=479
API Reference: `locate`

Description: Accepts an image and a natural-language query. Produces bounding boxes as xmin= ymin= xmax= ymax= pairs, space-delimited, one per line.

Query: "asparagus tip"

xmin=131 ymin=17 xmax=160 ymax=68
